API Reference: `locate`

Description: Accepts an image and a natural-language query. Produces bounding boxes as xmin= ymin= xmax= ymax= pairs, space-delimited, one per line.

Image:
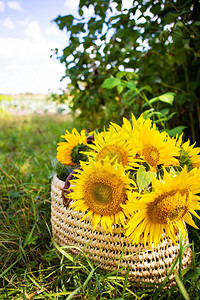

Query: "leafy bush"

xmin=53 ymin=0 xmax=200 ymax=143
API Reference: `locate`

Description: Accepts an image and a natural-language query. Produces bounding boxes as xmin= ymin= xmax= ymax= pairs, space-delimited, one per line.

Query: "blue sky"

xmin=0 ymin=0 xmax=81 ymax=94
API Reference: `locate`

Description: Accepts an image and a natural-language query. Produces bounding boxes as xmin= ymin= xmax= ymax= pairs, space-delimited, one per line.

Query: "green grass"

xmin=0 ymin=113 xmax=200 ymax=299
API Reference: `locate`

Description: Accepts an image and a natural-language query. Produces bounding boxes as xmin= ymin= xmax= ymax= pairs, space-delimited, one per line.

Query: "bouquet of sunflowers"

xmin=54 ymin=113 xmax=200 ymax=251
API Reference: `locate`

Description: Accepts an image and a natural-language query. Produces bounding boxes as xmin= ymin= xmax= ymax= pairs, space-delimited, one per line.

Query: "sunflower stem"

xmin=179 ymin=229 xmax=183 ymax=278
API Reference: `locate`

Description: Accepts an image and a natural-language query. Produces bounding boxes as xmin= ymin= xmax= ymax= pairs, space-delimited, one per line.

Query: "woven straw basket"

xmin=51 ymin=174 xmax=192 ymax=284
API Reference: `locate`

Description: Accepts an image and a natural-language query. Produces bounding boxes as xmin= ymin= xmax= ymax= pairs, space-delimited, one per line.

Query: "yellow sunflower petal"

xmin=118 ymin=211 xmax=126 ymax=227
xmin=101 ymin=215 xmax=108 ymax=233
xmin=87 ymin=126 xmax=139 ymax=170
xmin=81 ymin=210 xmax=93 ymax=221
xmin=92 ymin=214 xmax=101 ymax=231
xmin=57 ymin=128 xmax=88 ymax=165
xmin=104 ymin=215 xmax=113 ymax=233
xmin=176 ymin=220 xmax=187 ymax=239
xmin=132 ymin=217 xmax=149 ymax=244
xmin=184 ymin=213 xmax=199 ymax=229
xmin=143 ymin=221 xmax=151 ymax=248
xmin=70 ymin=158 xmax=132 ymax=231
xmin=153 ymin=224 xmax=163 ymax=248
xmin=70 ymin=200 xmax=85 ymax=208
xmin=190 ymin=209 xmax=200 ymax=220
xmin=165 ymin=225 xmax=177 ymax=245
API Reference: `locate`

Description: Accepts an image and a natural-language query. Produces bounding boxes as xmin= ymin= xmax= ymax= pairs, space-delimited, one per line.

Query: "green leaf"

xmin=176 ymin=21 xmax=184 ymax=28
xmin=158 ymin=92 xmax=175 ymax=105
xmin=138 ymin=85 xmax=152 ymax=93
xmin=136 ymin=165 xmax=156 ymax=192
xmin=117 ymin=83 xmax=124 ymax=94
xmin=55 ymin=15 xmax=74 ymax=30
xmin=101 ymin=77 xmax=121 ymax=89
xmin=71 ymin=23 xmax=85 ymax=34
xmin=142 ymin=92 xmax=175 ymax=108
xmin=78 ymin=8 xmax=83 ymax=17
xmin=116 ymin=71 xmax=128 ymax=79
xmin=164 ymin=12 xmax=179 ymax=23
xmin=51 ymin=158 xmax=73 ymax=181
xmin=126 ymin=81 xmax=136 ymax=90
xmin=116 ymin=71 xmax=138 ymax=80
xmin=174 ymin=49 xmax=186 ymax=66
xmin=150 ymin=3 xmax=161 ymax=14
xmin=165 ymin=126 xmax=186 ymax=137
xmin=172 ymin=26 xmax=183 ymax=48
xmin=154 ymin=112 xmax=176 ymax=123
xmin=159 ymin=108 xmax=170 ymax=116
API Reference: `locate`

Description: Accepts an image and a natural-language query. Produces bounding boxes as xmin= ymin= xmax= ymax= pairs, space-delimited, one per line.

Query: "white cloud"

xmin=7 ymin=0 xmax=23 ymax=12
xmin=0 ymin=59 xmax=67 ymax=94
xmin=64 ymin=0 xmax=93 ymax=20
xmin=0 ymin=16 xmax=15 ymax=29
xmin=0 ymin=37 xmax=40 ymax=61
xmin=16 ymin=18 xmax=29 ymax=27
xmin=0 ymin=20 xmax=68 ymax=94
xmin=64 ymin=0 xmax=79 ymax=12
xmin=45 ymin=24 xmax=60 ymax=36
xmin=25 ymin=20 xmax=44 ymax=42
xmin=0 ymin=1 xmax=5 ymax=13
xmin=0 ymin=34 xmax=68 ymax=94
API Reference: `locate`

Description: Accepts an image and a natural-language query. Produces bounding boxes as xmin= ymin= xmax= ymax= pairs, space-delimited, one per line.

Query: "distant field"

xmin=0 ymin=93 xmax=70 ymax=116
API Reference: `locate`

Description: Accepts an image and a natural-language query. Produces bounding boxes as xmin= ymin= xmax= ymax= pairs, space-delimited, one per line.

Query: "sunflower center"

xmin=96 ymin=145 xmax=128 ymax=166
xmin=71 ymin=143 xmax=88 ymax=164
xmin=143 ymin=144 xmax=160 ymax=167
xmin=147 ymin=189 xmax=190 ymax=224
xmin=92 ymin=183 xmax=112 ymax=205
xmin=83 ymin=171 xmax=127 ymax=215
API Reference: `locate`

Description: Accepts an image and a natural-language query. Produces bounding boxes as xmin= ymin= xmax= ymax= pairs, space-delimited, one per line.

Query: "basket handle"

xmin=62 ymin=167 xmax=80 ymax=208
xmin=62 ymin=135 xmax=94 ymax=208
xmin=87 ymin=135 xmax=95 ymax=144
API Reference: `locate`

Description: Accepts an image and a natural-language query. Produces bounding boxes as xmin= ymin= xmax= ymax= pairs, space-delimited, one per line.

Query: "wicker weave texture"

xmin=51 ymin=175 xmax=192 ymax=283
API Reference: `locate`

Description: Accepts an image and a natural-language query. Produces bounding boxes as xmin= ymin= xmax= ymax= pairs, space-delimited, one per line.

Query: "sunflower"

xmin=69 ymin=159 xmax=135 ymax=233
xmin=57 ymin=128 xmax=88 ymax=166
xmin=116 ymin=114 xmax=180 ymax=170
xmin=122 ymin=166 xmax=200 ymax=249
xmin=175 ymin=133 xmax=200 ymax=168
xmin=86 ymin=126 xmax=139 ymax=170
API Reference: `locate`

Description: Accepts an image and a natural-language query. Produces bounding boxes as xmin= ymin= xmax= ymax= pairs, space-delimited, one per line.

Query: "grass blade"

xmin=66 ymin=268 xmax=95 ymax=300
xmin=122 ymin=266 xmax=130 ymax=296
xmin=174 ymin=273 xmax=190 ymax=300
xmin=52 ymin=239 xmax=74 ymax=263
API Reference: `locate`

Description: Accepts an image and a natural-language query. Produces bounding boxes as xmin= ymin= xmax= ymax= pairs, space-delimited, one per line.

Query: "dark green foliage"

xmin=51 ymin=158 xmax=74 ymax=181
xmin=101 ymin=72 xmax=186 ymax=135
xmin=71 ymin=143 xmax=89 ymax=165
xmin=53 ymin=0 xmax=200 ymax=143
